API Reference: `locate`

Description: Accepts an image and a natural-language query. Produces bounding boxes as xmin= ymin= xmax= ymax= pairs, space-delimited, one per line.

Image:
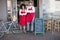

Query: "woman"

xmin=19 ymin=4 xmax=27 ymax=33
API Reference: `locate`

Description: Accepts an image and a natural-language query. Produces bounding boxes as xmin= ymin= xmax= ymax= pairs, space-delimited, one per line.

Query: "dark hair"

xmin=29 ymin=1 xmax=32 ymax=3
xmin=20 ymin=4 xmax=26 ymax=9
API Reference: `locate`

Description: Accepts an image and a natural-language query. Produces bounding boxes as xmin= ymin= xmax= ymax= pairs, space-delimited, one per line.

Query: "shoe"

xmin=26 ymin=30 xmax=30 ymax=32
xmin=23 ymin=30 xmax=26 ymax=33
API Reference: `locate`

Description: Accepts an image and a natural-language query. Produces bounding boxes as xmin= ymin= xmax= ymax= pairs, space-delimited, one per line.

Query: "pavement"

xmin=0 ymin=31 xmax=60 ymax=40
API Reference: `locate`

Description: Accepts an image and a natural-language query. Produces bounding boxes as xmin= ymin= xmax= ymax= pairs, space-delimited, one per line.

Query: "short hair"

xmin=20 ymin=4 xmax=26 ymax=9
xmin=29 ymin=1 xmax=33 ymax=3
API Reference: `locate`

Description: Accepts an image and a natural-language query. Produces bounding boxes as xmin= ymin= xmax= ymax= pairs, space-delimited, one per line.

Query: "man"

xmin=26 ymin=2 xmax=35 ymax=32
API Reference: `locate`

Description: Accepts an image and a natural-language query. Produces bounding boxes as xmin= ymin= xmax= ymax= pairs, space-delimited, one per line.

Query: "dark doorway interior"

xmin=34 ymin=0 xmax=37 ymax=7
xmin=34 ymin=0 xmax=39 ymax=18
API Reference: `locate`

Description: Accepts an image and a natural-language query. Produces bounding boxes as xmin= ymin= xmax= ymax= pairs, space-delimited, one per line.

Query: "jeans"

xmin=27 ymin=17 xmax=34 ymax=31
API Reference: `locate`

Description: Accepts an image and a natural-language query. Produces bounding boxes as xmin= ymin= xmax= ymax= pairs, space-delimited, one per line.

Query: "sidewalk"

xmin=0 ymin=32 xmax=60 ymax=40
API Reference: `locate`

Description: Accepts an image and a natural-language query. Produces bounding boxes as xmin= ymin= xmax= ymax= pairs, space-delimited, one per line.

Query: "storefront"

xmin=0 ymin=0 xmax=60 ymax=33
xmin=0 ymin=0 xmax=40 ymax=33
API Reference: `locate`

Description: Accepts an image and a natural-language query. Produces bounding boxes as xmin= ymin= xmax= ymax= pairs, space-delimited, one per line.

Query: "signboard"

xmin=35 ymin=18 xmax=44 ymax=35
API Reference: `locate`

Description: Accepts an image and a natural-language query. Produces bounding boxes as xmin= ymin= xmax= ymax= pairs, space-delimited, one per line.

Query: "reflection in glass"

xmin=7 ymin=0 xmax=12 ymax=13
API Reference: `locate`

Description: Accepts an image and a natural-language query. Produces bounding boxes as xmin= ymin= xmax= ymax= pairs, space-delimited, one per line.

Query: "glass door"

xmin=7 ymin=0 xmax=12 ymax=13
xmin=12 ymin=0 xmax=17 ymax=22
xmin=7 ymin=0 xmax=17 ymax=22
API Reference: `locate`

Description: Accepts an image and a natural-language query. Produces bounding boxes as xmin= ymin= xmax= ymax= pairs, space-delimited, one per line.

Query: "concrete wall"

xmin=39 ymin=0 xmax=43 ymax=18
xmin=0 ymin=0 xmax=7 ymax=21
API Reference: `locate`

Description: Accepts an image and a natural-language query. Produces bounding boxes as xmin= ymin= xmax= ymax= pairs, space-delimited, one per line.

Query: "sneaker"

xmin=23 ymin=30 xmax=26 ymax=33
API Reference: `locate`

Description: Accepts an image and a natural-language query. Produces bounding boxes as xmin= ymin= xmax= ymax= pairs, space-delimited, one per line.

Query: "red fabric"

xmin=28 ymin=7 xmax=32 ymax=10
xmin=21 ymin=11 xmax=25 ymax=14
xmin=26 ymin=13 xmax=35 ymax=22
xmin=19 ymin=15 xmax=26 ymax=26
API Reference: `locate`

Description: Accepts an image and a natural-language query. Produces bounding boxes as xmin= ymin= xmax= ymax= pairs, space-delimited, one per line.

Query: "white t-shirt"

xmin=26 ymin=6 xmax=35 ymax=13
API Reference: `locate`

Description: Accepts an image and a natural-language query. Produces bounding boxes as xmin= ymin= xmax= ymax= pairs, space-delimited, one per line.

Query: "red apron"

xmin=18 ymin=11 xmax=26 ymax=26
xmin=26 ymin=13 xmax=35 ymax=22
